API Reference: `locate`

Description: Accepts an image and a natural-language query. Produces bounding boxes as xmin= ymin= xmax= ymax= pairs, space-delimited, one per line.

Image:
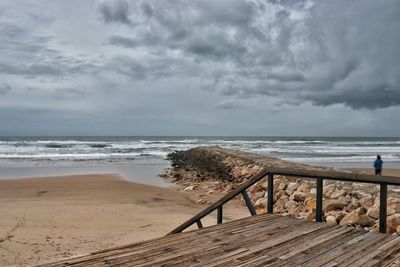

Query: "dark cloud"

xmin=141 ymin=2 xmax=153 ymax=17
xmin=98 ymin=0 xmax=131 ymax=24
xmin=309 ymin=83 xmax=400 ymax=110
xmin=1 ymin=0 xmax=400 ymax=136
xmin=101 ymin=0 xmax=400 ymax=110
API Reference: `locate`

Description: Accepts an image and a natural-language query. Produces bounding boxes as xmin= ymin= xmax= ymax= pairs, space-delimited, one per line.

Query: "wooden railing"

xmin=168 ymin=167 xmax=400 ymax=235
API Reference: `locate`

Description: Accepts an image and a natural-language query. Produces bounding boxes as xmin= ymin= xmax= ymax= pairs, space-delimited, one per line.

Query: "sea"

xmin=0 ymin=136 xmax=399 ymax=185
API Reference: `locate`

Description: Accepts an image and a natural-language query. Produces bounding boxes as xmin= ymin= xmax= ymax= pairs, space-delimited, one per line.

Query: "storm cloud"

xmin=0 ymin=0 xmax=399 ymax=136
xmin=100 ymin=0 xmax=400 ymax=110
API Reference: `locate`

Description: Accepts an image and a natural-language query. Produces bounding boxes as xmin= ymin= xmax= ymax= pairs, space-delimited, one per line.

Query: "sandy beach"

xmin=0 ymin=174 xmax=247 ymax=266
xmin=1 ymin=167 xmax=399 ymax=266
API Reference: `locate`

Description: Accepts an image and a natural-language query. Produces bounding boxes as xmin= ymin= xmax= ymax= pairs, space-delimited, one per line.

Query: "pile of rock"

xmin=162 ymin=146 xmax=400 ymax=235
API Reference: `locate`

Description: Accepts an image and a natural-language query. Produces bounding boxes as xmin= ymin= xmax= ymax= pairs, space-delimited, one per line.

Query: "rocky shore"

xmin=162 ymin=146 xmax=400 ymax=235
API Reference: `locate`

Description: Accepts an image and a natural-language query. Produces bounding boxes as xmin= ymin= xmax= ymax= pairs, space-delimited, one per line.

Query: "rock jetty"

xmin=162 ymin=146 xmax=400 ymax=235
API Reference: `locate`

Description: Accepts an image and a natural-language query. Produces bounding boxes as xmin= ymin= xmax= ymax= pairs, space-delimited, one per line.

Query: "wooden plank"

xmin=38 ymin=214 xmax=400 ymax=267
xmin=41 ymin=214 xmax=281 ymax=267
xmin=298 ymin=230 xmax=374 ymax=266
xmin=271 ymin=228 xmax=367 ymax=267
xmin=233 ymin=225 xmax=345 ymax=267
xmin=134 ymin=217 xmax=306 ymax=266
xmin=203 ymin=221 xmax=329 ymax=267
xmin=98 ymin=216 xmax=289 ymax=266
xmin=354 ymin=236 xmax=400 ymax=267
xmin=323 ymin=233 xmax=391 ymax=267
xmin=188 ymin=218 xmax=307 ymax=267
xmin=106 ymin=216 xmax=302 ymax=266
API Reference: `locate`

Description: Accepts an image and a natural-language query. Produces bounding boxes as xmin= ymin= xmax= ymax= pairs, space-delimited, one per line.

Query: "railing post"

xmin=316 ymin=177 xmax=323 ymax=222
xmin=196 ymin=219 xmax=203 ymax=229
xmin=379 ymin=183 xmax=387 ymax=233
xmin=268 ymin=173 xmax=274 ymax=213
xmin=217 ymin=206 xmax=223 ymax=224
xmin=241 ymin=190 xmax=257 ymax=216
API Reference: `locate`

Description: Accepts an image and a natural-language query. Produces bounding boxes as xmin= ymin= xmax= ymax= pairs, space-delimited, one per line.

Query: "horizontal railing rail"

xmin=168 ymin=167 xmax=400 ymax=235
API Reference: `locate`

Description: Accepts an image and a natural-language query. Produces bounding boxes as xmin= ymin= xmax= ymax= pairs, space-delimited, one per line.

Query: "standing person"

xmin=374 ymin=155 xmax=383 ymax=175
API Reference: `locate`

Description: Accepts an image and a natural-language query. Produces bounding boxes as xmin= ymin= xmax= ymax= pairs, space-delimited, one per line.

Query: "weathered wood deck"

xmin=40 ymin=213 xmax=400 ymax=267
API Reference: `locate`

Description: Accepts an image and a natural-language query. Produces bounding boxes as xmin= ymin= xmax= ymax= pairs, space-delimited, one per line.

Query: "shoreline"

xmin=0 ymin=160 xmax=170 ymax=187
xmin=1 ymin=151 xmax=400 ymax=266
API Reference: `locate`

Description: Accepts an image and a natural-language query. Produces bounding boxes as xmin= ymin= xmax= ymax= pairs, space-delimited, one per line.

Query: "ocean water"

xmin=0 ymin=136 xmax=399 ymax=169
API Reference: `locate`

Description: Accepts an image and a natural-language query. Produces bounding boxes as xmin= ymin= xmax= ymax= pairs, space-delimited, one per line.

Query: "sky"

xmin=0 ymin=0 xmax=399 ymax=136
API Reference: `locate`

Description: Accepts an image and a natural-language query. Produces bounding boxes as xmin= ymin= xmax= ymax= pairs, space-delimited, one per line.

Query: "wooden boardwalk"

xmin=40 ymin=213 xmax=400 ymax=267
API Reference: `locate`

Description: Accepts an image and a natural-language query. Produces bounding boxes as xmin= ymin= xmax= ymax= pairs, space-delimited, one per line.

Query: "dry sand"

xmin=0 ymin=174 xmax=246 ymax=266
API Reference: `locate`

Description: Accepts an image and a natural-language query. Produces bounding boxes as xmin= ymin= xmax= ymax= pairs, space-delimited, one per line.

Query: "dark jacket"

xmin=374 ymin=159 xmax=383 ymax=169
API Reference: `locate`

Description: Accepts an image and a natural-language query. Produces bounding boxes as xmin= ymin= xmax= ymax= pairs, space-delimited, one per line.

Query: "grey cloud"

xmin=0 ymin=84 xmax=11 ymax=94
xmin=0 ymin=21 xmax=100 ymax=79
xmin=108 ymin=55 xmax=195 ymax=80
xmin=0 ymin=63 xmax=62 ymax=76
xmin=101 ymin=0 xmax=400 ymax=110
xmin=216 ymin=100 xmax=239 ymax=110
xmin=310 ymin=83 xmax=400 ymax=110
xmin=108 ymin=35 xmax=138 ymax=48
xmin=268 ymin=72 xmax=306 ymax=83
xmin=141 ymin=2 xmax=153 ymax=17
xmin=98 ymin=0 xmax=131 ymax=24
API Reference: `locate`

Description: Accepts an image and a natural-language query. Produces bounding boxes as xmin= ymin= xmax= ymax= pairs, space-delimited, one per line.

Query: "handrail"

xmin=168 ymin=167 xmax=270 ymax=234
xmin=168 ymin=167 xmax=400 ymax=235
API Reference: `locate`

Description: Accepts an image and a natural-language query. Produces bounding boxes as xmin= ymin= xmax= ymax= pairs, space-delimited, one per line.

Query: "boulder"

xmin=278 ymin=181 xmax=287 ymax=191
xmin=352 ymin=190 xmax=372 ymax=200
xmin=304 ymin=197 xmax=316 ymax=211
xmin=251 ymin=191 xmax=265 ymax=201
xmin=275 ymin=190 xmax=288 ymax=201
xmin=286 ymin=182 xmax=298 ymax=195
xmin=367 ymin=206 xmax=379 ymax=220
xmin=255 ymin=197 xmax=268 ymax=209
xmin=330 ymin=189 xmax=347 ymax=199
xmin=184 ymin=185 xmax=196 ymax=191
xmin=324 ymin=184 xmax=337 ymax=198
xmin=305 ymin=212 xmax=316 ymax=221
xmin=274 ymin=198 xmax=286 ymax=213
xmin=323 ymin=197 xmax=349 ymax=212
xmin=340 ymin=208 xmax=375 ymax=227
xmin=291 ymin=191 xmax=306 ymax=202
xmin=348 ymin=198 xmax=360 ymax=210
xmin=359 ymin=197 xmax=374 ymax=208
xmin=249 ymin=183 xmax=263 ymax=194
xmin=387 ymin=214 xmax=400 ymax=234
xmin=297 ymin=183 xmax=310 ymax=193
xmin=261 ymin=181 xmax=268 ymax=190
xmin=326 ymin=215 xmax=337 ymax=224
xmin=292 ymin=207 xmax=305 ymax=217
xmin=285 ymin=200 xmax=298 ymax=213
xmin=336 ymin=211 xmax=348 ymax=222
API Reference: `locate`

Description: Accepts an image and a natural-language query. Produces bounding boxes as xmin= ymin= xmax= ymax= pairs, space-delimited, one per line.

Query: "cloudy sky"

xmin=0 ymin=0 xmax=399 ymax=136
